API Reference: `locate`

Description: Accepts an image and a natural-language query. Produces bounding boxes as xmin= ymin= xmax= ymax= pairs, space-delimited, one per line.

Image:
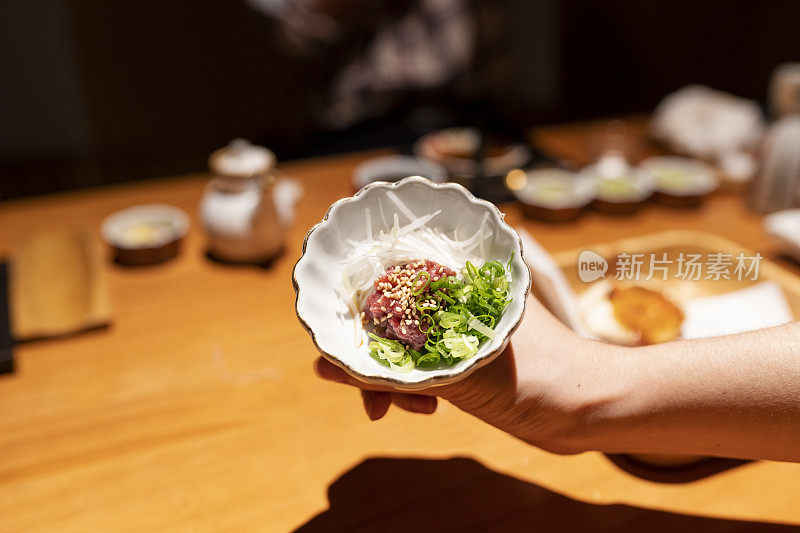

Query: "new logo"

xmin=578 ymin=250 xmax=607 ymax=282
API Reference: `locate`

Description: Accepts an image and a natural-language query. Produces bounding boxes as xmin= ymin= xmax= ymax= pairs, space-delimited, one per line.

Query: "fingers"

xmin=361 ymin=391 xmax=437 ymax=420
xmin=315 ymin=356 xmax=444 ymax=395
xmin=314 ymin=357 xmax=397 ymax=392
xmin=316 ymin=357 xmax=439 ymax=419
xmin=391 ymin=393 xmax=437 ymax=414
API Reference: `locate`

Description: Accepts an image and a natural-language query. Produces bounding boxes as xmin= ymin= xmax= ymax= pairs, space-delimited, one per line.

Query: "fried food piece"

xmin=609 ymin=286 xmax=685 ymax=345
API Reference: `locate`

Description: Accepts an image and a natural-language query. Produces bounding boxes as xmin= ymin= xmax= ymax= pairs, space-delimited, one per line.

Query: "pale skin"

xmin=315 ymin=296 xmax=800 ymax=462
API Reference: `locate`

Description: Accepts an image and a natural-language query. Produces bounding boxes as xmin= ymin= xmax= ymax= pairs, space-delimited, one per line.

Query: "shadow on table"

xmin=295 ymin=457 xmax=798 ymax=533
xmin=203 ymin=247 xmax=285 ymax=269
xmin=605 ymin=454 xmax=750 ymax=484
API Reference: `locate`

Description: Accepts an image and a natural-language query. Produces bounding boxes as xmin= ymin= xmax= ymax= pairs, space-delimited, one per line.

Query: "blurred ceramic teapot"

xmin=201 ymin=139 xmax=301 ymax=263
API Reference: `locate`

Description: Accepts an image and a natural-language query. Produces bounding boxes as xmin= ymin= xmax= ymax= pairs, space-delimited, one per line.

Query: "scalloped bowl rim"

xmin=292 ymin=176 xmax=531 ymax=390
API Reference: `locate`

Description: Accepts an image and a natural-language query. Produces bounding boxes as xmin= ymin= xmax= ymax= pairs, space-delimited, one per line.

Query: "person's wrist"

xmin=548 ymin=340 xmax=637 ymax=455
xmin=456 ymin=336 xmax=635 ymax=455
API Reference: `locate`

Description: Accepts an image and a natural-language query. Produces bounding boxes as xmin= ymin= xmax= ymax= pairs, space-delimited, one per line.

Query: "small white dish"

xmin=578 ymin=164 xmax=654 ymax=204
xmin=577 ymin=163 xmax=654 ymax=214
xmin=639 ymin=156 xmax=719 ymax=197
xmin=413 ymin=127 xmax=531 ymax=178
xmin=512 ymin=168 xmax=594 ymax=222
xmin=101 ymin=204 xmax=190 ymax=265
xmin=352 ymin=155 xmax=447 ymax=190
xmin=292 ymin=177 xmax=531 ymax=390
xmin=765 ymin=208 xmax=800 ymax=263
xmin=513 ymin=168 xmax=592 ymax=207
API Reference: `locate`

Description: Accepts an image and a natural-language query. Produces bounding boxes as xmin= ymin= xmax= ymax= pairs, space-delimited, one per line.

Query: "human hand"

xmin=315 ymin=295 xmax=627 ymax=454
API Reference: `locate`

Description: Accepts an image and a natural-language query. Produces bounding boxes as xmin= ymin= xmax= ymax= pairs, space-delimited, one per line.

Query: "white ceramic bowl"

xmin=513 ymin=168 xmax=595 ymax=210
xmin=413 ymin=127 xmax=532 ymax=178
xmin=293 ymin=177 xmax=531 ymax=390
xmin=102 ymin=204 xmax=190 ymax=249
xmin=577 ymin=164 xmax=655 ymax=204
xmin=639 ymin=156 xmax=719 ymax=197
xmin=101 ymin=204 xmax=190 ymax=265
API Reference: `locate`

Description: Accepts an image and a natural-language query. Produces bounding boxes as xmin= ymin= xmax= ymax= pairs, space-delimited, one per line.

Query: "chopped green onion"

xmin=479 ymin=261 xmax=505 ymax=280
xmin=438 ymin=311 xmax=463 ymax=329
xmin=411 ymin=270 xmax=431 ymax=296
xmin=416 ymin=352 xmax=440 ymax=367
xmin=429 ymin=277 xmax=447 ymax=290
xmin=435 ymin=290 xmax=456 ymax=305
xmin=366 ymin=255 xmax=513 ymax=371
xmin=441 ymin=330 xmax=479 ymax=359
xmin=468 ymin=317 xmax=496 ymax=340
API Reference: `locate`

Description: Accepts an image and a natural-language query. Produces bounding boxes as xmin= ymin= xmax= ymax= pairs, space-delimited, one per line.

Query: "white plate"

xmin=292 ymin=177 xmax=531 ymax=390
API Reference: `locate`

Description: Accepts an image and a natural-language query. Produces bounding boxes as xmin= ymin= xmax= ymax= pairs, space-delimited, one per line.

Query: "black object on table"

xmin=0 ymin=262 xmax=14 ymax=374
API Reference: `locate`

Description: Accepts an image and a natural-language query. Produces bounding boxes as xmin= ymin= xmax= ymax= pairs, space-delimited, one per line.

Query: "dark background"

xmin=2 ymin=0 xmax=799 ymax=199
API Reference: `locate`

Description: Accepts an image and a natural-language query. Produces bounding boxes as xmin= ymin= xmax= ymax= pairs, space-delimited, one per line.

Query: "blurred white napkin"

xmin=518 ymin=229 xmax=590 ymax=336
xmin=681 ymin=282 xmax=793 ymax=339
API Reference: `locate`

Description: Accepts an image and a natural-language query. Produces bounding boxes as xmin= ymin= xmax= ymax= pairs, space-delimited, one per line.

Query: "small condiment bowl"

xmin=101 ymin=204 xmax=190 ymax=266
xmin=578 ymin=164 xmax=655 ymax=214
xmin=512 ymin=167 xmax=594 ymax=222
xmin=639 ymin=156 xmax=719 ymax=207
xmin=413 ymin=127 xmax=532 ymax=180
xmin=352 ymin=155 xmax=447 ymax=192
xmin=293 ymin=176 xmax=531 ymax=390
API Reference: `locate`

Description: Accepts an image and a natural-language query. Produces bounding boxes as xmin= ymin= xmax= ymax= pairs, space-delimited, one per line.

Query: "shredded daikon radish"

xmin=339 ymin=206 xmax=491 ymax=310
xmin=439 ymin=212 xmax=492 ymax=254
xmin=386 ymin=190 xmax=418 ymax=222
xmin=397 ymin=210 xmax=441 ymax=236
xmin=478 ymin=212 xmax=488 ymax=259
xmin=337 ymin=272 xmax=363 ymax=345
xmin=378 ymin=199 xmax=389 ymax=229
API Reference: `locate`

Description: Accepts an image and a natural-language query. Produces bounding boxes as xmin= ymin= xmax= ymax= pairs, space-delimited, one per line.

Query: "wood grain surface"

xmin=1 ymin=121 xmax=799 ymax=532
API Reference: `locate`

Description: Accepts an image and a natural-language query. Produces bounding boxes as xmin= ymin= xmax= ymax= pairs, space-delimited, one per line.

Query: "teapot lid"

xmin=209 ymin=138 xmax=275 ymax=178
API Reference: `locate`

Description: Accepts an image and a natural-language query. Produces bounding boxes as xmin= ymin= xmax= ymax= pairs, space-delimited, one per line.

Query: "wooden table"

xmin=2 ymin=119 xmax=800 ymax=532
